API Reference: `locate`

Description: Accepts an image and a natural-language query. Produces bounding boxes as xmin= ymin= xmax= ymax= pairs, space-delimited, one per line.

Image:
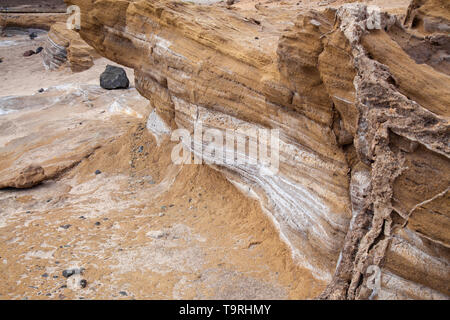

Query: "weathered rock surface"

xmin=0 ymin=165 xmax=45 ymax=189
xmin=66 ymin=0 xmax=449 ymax=299
xmin=0 ymin=83 xmax=149 ymax=191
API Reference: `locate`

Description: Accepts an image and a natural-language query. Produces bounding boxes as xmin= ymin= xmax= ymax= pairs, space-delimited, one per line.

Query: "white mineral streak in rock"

xmin=146 ymin=108 xmax=172 ymax=146
xmin=152 ymin=34 xmax=187 ymax=62
xmin=0 ymin=108 xmax=15 ymax=115
xmin=378 ymin=270 xmax=449 ymax=300
xmin=43 ymin=34 xmax=67 ymax=70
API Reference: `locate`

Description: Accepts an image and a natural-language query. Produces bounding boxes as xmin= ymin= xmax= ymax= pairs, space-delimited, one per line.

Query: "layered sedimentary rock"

xmin=0 ymin=13 xmax=67 ymax=31
xmin=65 ymin=0 xmax=449 ymax=299
xmin=43 ymin=22 xmax=98 ymax=72
xmin=0 ymin=1 xmax=67 ymax=31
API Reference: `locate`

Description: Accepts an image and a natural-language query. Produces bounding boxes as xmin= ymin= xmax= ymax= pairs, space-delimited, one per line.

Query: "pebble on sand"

xmin=80 ymin=279 xmax=87 ymax=288
xmin=23 ymin=50 xmax=35 ymax=57
xmin=62 ymin=267 xmax=84 ymax=278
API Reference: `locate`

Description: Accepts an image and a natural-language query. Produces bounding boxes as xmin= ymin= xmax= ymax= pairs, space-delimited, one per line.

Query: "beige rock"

xmin=0 ymin=165 xmax=45 ymax=189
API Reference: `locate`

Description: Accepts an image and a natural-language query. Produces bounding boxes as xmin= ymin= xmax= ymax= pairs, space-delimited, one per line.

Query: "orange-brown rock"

xmin=0 ymin=165 xmax=45 ymax=189
xmin=63 ymin=0 xmax=449 ymax=299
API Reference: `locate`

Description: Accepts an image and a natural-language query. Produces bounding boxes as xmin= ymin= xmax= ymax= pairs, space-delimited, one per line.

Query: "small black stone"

xmin=79 ymin=279 xmax=87 ymax=288
xmin=29 ymin=32 xmax=37 ymax=40
xmin=38 ymin=88 xmax=44 ymax=93
xmin=138 ymin=146 xmax=144 ymax=153
xmin=100 ymin=65 xmax=130 ymax=90
xmin=94 ymin=222 xmax=101 ymax=226
xmin=62 ymin=267 xmax=84 ymax=278
xmin=119 ymin=291 xmax=127 ymax=296
xmin=62 ymin=269 xmax=75 ymax=278
xmin=41 ymin=273 xmax=49 ymax=278
xmin=95 ymin=170 xmax=102 ymax=175
xmin=35 ymin=47 xmax=43 ymax=54
xmin=60 ymin=224 xmax=71 ymax=229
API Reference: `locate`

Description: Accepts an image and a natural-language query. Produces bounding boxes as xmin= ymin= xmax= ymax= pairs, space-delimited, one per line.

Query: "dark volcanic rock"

xmin=23 ymin=50 xmax=35 ymax=57
xmin=35 ymin=47 xmax=43 ymax=54
xmin=62 ymin=269 xmax=75 ymax=278
xmin=62 ymin=267 xmax=84 ymax=278
xmin=100 ymin=65 xmax=129 ymax=90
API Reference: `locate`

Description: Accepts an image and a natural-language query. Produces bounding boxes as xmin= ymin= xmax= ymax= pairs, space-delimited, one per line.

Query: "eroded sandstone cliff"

xmin=54 ymin=0 xmax=450 ymax=299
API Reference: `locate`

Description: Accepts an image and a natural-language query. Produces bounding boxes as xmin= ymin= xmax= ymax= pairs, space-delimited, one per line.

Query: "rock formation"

xmin=43 ymin=22 xmax=98 ymax=72
xmin=63 ymin=0 xmax=449 ymax=299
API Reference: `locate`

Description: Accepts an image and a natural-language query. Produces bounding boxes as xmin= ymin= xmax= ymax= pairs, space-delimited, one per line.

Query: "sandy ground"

xmin=0 ymin=30 xmax=323 ymax=300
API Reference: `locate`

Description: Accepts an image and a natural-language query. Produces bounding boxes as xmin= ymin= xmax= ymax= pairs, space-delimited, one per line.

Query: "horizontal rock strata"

xmin=66 ymin=0 xmax=449 ymax=299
